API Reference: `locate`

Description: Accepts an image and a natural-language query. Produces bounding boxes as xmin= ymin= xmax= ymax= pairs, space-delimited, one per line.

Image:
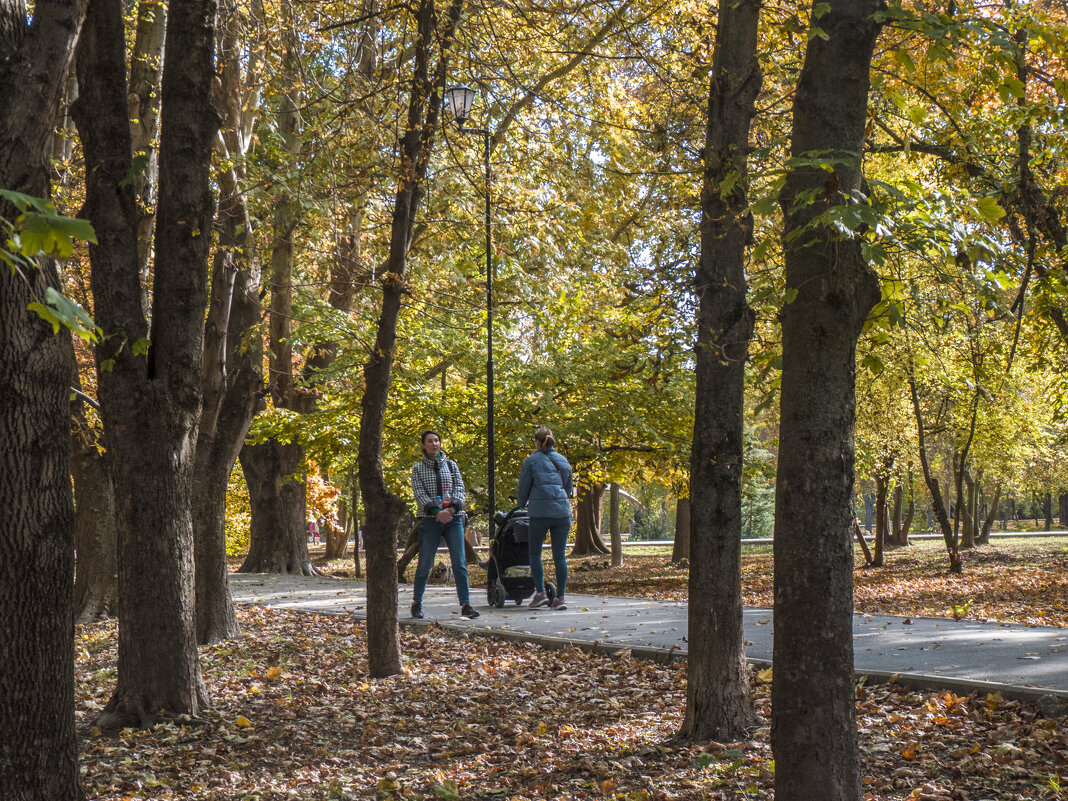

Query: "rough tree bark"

xmin=75 ymin=0 xmax=218 ymax=727
xmin=72 ymin=392 xmax=118 ymax=622
xmin=680 ymin=0 xmax=761 ymax=744
xmin=0 ymin=0 xmax=87 ymax=793
xmin=359 ymin=0 xmax=464 ymax=678
xmin=771 ymin=2 xmax=883 ymax=798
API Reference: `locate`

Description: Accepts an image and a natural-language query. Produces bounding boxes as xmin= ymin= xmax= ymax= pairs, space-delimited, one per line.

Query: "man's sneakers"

xmin=528 ymin=591 xmax=549 ymax=609
xmin=413 ymin=601 xmax=480 ymax=618
xmin=550 ymin=596 xmax=567 ymax=611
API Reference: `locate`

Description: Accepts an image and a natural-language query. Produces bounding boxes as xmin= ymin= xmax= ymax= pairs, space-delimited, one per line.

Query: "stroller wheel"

xmin=490 ymin=580 xmax=506 ymax=608
xmin=514 ymin=598 xmax=522 ymax=606
xmin=546 ymin=582 xmax=557 ymax=604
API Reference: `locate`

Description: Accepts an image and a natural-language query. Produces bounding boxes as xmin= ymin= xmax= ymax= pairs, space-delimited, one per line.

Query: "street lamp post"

xmin=445 ymin=85 xmax=495 ymax=535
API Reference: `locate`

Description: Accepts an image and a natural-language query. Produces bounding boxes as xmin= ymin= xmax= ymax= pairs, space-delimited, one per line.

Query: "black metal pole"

xmin=484 ymin=128 xmax=495 ymax=534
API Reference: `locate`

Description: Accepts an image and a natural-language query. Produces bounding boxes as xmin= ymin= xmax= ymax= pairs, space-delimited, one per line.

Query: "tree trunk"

xmin=0 ymin=0 xmax=87 ymax=769
xmin=978 ymin=483 xmax=1001 ymax=544
xmin=873 ymin=473 xmax=888 ymax=567
xmin=193 ymin=10 xmax=265 ymax=642
xmin=573 ymin=483 xmax=609 ymax=555
xmin=854 ymin=520 xmax=873 ymax=567
xmin=1059 ymin=491 xmax=1067 ymax=531
xmin=71 ymin=400 xmax=118 ymax=623
xmin=671 ymin=496 xmax=690 ymax=562
xmin=960 ymin=469 xmax=976 ymax=549
xmin=1043 ymin=490 xmax=1053 ymax=531
xmin=359 ymin=0 xmax=464 ymax=679
xmin=0 ymin=266 xmax=84 ymax=800
xmin=127 ymin=0 xmax=166 ymax=275
xmin=679 ymin=0 xmax=761 ymax=745
xmin=609 ymin=482 xmax=622 ymax=567
xmin=909 ymin=365 xmax=962 ymax=572
xmin=76 ymin=0 xmax=217 ymax=727
xmin=771 ymin=3 xmax=882 ymax=798
xmin=324 ymin=516 xmax=347 ymax=560
xmin=238 ymin=440 xmax=314 ymax=574
xmin=889 ymin=483 xmax=913 ymax=547
xmin=241 ymin=12 xmax=312 ymax=571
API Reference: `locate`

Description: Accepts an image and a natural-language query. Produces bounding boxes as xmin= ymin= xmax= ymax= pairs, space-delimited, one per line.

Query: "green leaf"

xmin=43 ymin=287 xmax=102 ymax=342
xmin=976 ymin=196 xmax=1006 ymax=224
xmin=27 ymin=301 xmax=62 ymax=334
xmin=132 ymin=337 xmax=151 ymax=356
xmin=1001 ymin=77 xmax=1025 ymax=99
xmin=784 ymin=288 xmax=799 ymax=305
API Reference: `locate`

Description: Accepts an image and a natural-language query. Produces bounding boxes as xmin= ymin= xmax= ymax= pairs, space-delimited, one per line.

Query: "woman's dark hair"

xmin=534 ymin=427 xmax=556 ymax=449
xmin=420 ymin=430 xmax=441 ymax=456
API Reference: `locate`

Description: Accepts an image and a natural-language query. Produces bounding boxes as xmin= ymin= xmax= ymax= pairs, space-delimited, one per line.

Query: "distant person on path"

xmin=410 ymin=430 xmax=479 ymax=620
xmin=518 ymin=427 xmax=574 ymax=611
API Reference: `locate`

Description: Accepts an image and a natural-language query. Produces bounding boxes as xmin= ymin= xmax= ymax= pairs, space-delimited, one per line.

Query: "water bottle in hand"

xmin=441 ymin=487 xmax=451 ymax=508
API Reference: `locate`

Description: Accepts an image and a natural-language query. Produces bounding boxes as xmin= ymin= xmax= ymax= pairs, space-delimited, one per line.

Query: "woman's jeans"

xmin=528 ymin=516 xmax=570 ymax=597
xmin=413 ymin=517 xmax=471 ymax=606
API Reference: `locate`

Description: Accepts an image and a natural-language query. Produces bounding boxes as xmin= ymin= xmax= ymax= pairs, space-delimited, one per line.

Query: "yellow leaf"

xmin=235 ymin=715 xmax=253 ymax=728
xmin=756 ymin=667 xmax=773 ymax=684
xmin=266 ymin=666 xmax=282 ymax=679
xmin=536 ymin=722 xmax=547 ymax=735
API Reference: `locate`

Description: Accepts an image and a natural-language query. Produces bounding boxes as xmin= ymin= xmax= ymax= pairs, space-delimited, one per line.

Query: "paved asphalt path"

xmin=229 ymin=573 xmax=1068 ymax=703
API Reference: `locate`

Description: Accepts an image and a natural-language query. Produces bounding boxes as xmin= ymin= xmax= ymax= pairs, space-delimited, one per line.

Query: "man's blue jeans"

xmin=413 ymin=516 xmax=471 ymax=606
xmin=528 ymin=516 xmax=570 ymax=597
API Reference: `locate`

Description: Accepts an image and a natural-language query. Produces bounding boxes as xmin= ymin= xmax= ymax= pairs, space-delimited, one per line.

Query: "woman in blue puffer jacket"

xmin=517 ymin=427 xmax=574 ymax=610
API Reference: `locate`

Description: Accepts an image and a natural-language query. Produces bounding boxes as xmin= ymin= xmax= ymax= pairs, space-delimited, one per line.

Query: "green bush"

xmin=631 ymin=508 xmax=673 ymax=541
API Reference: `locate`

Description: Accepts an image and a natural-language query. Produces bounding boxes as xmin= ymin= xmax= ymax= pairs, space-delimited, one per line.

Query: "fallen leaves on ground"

xmin=77 ymin=607 xmax=1067 ymax=800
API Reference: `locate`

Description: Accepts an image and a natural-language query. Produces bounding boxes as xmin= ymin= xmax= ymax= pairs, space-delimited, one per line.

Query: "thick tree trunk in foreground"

xmin=76 ymin=0 xmax=217 ymax=727
xmin=0 ymin=267 xmax=83 ymax=800
xmin=0 ymin=0 xmax=87 ymax=792
xmin=772 ymin=2 xmax=882 ymax=798
xmin=239 ymin=440 xmax=314 ymax=574
xmin=573 ymin=484 xmax=609 ymax=555
xmin=681 ymin=0 xmax=761 ymax=744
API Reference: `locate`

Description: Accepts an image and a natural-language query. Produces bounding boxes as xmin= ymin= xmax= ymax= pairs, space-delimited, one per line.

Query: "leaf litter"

xmin=77 ymin=604 xmax=1067 ymax=800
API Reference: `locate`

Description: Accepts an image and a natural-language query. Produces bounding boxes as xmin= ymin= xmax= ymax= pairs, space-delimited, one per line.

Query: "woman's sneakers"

xmin=460 ymin=603 xmax=480 ymax=619
xmin=550 ymin=596 xmax=567 ymax=611
xmin=528 ymin=591 xmax=549 ymax=609
xmin=410 ymin=601 xmax=424 ymax=619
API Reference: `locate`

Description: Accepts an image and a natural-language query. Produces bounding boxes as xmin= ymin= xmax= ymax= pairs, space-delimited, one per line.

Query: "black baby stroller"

xmin=486 ymin=507 xmax=555 ymax=608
